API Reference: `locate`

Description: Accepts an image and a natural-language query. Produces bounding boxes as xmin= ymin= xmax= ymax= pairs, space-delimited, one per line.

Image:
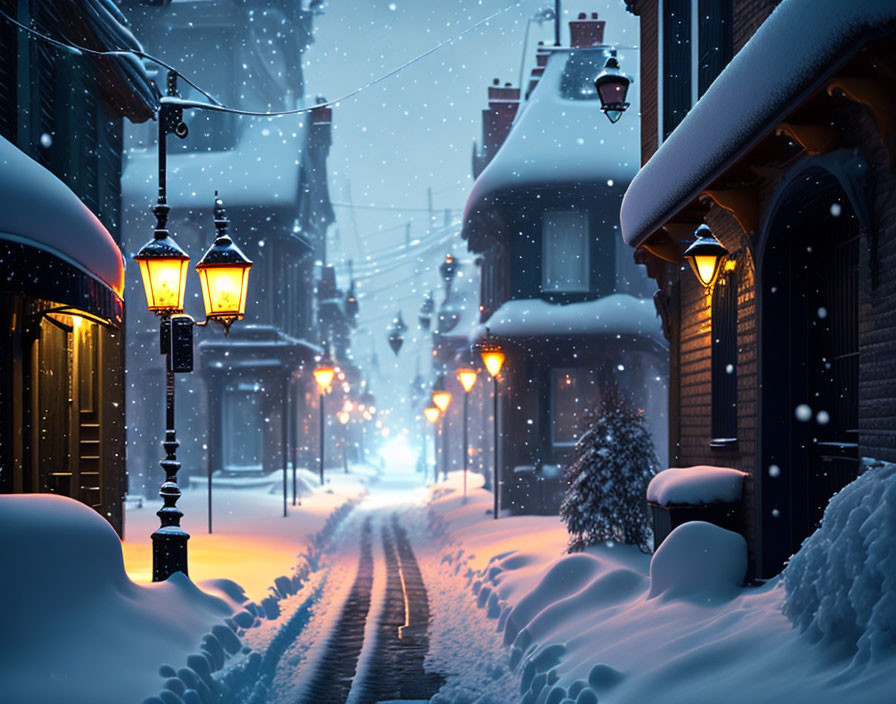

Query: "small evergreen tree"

xmin=560 ymin=385 xmax=659 ymax=553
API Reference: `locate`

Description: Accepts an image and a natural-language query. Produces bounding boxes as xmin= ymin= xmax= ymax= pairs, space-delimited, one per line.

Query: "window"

xmin=711 ymin=273 xmax=737 ymax=445
xmin=698 ymin=0 xmax=733 ymax=97
xmin=542 ymin=211 xmax=589 ymax=293
xmin=661 ymin=0 xmax=692 ymax=140
xmin=551 ymin=368 xmax=599 ymax=445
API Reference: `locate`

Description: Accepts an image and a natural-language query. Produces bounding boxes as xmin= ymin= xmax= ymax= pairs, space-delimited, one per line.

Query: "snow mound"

xmin=783 ymin=461 xmax=896 ymax=664
xmin=0 ymin=494 xmax=237 ymax=704
xmin=649 ymin=521 xmax=747 ymax=602
xmin=647 ymin=466 xmax=747 ymax=506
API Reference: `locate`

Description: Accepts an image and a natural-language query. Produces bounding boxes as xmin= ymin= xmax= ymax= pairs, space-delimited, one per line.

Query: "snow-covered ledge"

xmin=647 ymin=466 xmax=748 ymax=507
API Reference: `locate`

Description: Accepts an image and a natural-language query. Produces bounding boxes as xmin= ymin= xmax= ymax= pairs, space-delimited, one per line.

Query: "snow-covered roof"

xmin=0 ymin=136 xmax=124 ymax=296
xmin=464 ymin=47 xmax=639 ymax=243
xmin=472 ymin=294 xmax=662 ymax=343
xmin=620 ymin=0 xmax=896 ymax=249
xmin=122 ymin=119 xmax=308 ymax=210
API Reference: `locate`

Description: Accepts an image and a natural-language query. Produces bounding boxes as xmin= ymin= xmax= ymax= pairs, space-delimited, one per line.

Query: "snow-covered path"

xmin=261 ymin=472 xmax=459 ymax=704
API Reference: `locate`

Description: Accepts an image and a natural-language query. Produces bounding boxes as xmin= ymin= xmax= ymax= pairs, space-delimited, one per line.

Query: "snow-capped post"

xmin=476 ymin=329 xmax=506 ymax=519
xmin=134 ymin=73 xmax=255 ymax=580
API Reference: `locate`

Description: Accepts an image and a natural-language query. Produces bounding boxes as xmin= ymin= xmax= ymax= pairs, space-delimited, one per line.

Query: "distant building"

xmin=620 ymin=0 xmax=896 ymax=576
xmin=462 ymin=13 xmax=667 ymax=515
xmin=0 ymin=1 xmax=158 ymax=534
xmin=120 ymin=0 xmax=333 ymax=491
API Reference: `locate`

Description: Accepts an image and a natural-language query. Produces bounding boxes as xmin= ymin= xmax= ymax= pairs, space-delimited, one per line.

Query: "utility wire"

xmin=332 ymin=201 xmax=460 ymax=213
xmin=0 ymin=1 xmax=524 ymax=118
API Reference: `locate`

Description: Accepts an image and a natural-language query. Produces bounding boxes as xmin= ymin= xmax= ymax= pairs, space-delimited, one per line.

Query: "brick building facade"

xmin=621 ymin=0 xmax=896 ymax=577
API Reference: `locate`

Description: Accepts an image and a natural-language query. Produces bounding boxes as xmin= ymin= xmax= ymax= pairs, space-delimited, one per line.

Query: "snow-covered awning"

xmin=620 ymin=0 xmax=896 ymax=250
xmin=471 ymin=294 xmax=663 ymax=344
xmin=464 ymin=47 xmax=638 ymax=248
xmin=0 ymin=136 xmax=124 ymax=297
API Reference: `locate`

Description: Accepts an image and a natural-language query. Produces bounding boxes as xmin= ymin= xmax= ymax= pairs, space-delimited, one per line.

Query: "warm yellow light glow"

xmin=313 ymin=366 xmax=335 ymax=391
xmin=481 ymin=348 xmax=506 ymax=378
xmin=691 ymin=255 xmax=721 ymax=288
xmin=344 ymin=401 xmax=354 ymax=412
xmin=338 ymin=411 xmax=350 ymax=424
xmin=196 ymin=263 xmax=250 ymax=320
xmin=432 ymin=390 xmax=452 ymax=413
xmin=137 ymin=257 xmax=189 ymax=312
xmin=456 ymin=368 xmax=478 ymax=393
xmin=423 ymin=406 xmax=441 ymax=424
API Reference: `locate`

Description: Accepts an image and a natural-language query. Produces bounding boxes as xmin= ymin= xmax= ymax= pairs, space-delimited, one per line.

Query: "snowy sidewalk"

xmin=420 ymin=470 xmax=896 ymax=704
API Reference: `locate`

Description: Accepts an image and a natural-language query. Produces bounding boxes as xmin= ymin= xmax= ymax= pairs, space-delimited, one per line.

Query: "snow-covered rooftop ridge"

xmin=0 ymin=136 xmax=124 ymax=295
xmin=463 ymin=46 xmax=639 ymax=223
xmin=122 ymin=118 xmax=309 ymax=210
xmin=647 ymin=466 xmax=748 ymax=506
xmin=472 ymin=293 xmax=663 ymax=342
xmin=620 ymin=0 xmax=896 ymax=248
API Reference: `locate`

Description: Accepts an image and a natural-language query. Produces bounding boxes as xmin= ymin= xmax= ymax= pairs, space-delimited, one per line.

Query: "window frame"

xmin=541 ymin=210 xmax=591 ymax=294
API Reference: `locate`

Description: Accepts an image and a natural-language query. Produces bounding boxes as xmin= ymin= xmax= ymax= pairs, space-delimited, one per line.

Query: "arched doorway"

xmin=758 ymin=166 xmax=861 ymax=577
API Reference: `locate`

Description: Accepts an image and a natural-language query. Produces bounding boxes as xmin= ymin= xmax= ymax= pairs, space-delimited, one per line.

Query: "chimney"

xmin=481 ymin=79 xmax=520 ymax=166
xmin=569 ymin=12 xmax=605 ymax=48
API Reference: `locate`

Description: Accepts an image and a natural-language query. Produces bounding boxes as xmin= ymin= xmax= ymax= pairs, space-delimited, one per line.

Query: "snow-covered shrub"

xmin=783 ymin=460 xmax=896 ymax=665
xmin=560 ymin=386 xmax=659 ymax=553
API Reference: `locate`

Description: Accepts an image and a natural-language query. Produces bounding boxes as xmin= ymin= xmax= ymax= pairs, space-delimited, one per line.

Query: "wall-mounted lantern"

xmin=683 ymin=224 xmax=730 ymax=291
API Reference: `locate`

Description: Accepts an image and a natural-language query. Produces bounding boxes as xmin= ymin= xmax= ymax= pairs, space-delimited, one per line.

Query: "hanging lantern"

xmin=683 ymin=224 xmax=729 ymax=291
xmin=388 ymin=311 xmax=407 ymax=355
xmin=195 ymin=193 xmax=253 ymax=333
xmin=313 ymin=362 xmax=335 ymax=392
xmin=418 ymin=290 xmax=435 ymax=330
xmin=423 ymin=406 xmax=441 ymax=424
xmin=594 ymin=50 xmax=633 ymax=124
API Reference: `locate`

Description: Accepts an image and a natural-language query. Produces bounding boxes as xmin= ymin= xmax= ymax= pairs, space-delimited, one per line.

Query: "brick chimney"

xmin=569 ymin=12 xmax=605 ymax=48
xmin=480 ymin=78 xmax=520 ymax=167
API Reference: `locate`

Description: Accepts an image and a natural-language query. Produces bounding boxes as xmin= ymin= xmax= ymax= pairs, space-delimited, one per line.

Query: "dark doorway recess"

xmin=759 ymin=169 xmax=860 ymax=577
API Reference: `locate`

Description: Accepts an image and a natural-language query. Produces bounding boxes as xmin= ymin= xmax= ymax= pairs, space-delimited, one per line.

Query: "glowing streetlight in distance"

xmin=456 ymin=368 xmax=478 ymax=393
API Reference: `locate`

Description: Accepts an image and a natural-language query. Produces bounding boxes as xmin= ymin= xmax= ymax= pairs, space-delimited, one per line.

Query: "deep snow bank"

xmin=783 ymin=460 xmax=896 ymax=664
xmin=427 ymin=469 xmax=896 ymax=704
xmin=0 ymin=495 xmax=236 ymax=704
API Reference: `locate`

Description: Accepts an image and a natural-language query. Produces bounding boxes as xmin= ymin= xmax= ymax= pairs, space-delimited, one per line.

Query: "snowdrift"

xmin=428 ymin=466 xmax=896 ymax=704
xmin=0 ymin=494 xmax=237 ymax=704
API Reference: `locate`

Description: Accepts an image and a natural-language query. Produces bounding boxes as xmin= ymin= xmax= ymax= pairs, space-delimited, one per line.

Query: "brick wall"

xmin=639 ymin=0 xmax=658 ymax=165
xmin=732 ymin=0 xmax=781 ymax=53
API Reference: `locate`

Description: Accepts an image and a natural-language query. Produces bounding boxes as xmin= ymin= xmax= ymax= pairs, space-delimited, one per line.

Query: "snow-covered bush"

xmin=560 ymin=386 xmax=659 ymax=553
xmin=783 ymin=460 xmax=896 ymax=665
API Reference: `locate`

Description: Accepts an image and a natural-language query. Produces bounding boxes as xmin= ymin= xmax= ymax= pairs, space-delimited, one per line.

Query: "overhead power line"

xmin=0 ymin=1 xmax=525 ymax=119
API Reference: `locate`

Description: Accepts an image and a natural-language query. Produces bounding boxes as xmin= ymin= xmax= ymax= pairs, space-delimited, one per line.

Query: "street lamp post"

xmin=456 ymin=368 xmax=478 ymax=499
xmin=432 ymin=384 xmax=452 ymax=482
xmin=313 ymin=361 xmax=335 ymax=486
xmin=423 ymin=405 xmax=441 ymax=483
xmin=135 ymin=194 xmax=252 ymax=581
xmin=477 ymin=330 xmax=506 ymax=520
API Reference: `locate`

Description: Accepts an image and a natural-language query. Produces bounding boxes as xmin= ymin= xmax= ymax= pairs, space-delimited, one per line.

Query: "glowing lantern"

xmin=432 ymin=390 xmax=452 ymax=413
xmin=456 ymin=368 xmax=478 ymax=393
xmin=683 ymin=224 xmax=729 ymax=291
xmin=134 ymin=204 xmax=189 ymax=314
xmin=423 ymin=406 xmax=441 ymax=424
xmin=478 ymin=335 xmax=506 ymax=379
xmin=195 ymin=194 xmax=252 ymax=332
xmin=313 ymin=364 xmax=335 ymax=392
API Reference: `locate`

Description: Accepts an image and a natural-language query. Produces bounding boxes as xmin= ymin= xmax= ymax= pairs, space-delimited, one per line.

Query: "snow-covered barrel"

xmin=646 ymin=466 xmax=748 ymax=551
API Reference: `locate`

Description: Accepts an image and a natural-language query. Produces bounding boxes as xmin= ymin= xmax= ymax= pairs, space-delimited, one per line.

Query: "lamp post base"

xmin=151 ymin=526 xmax=189 ymax=581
